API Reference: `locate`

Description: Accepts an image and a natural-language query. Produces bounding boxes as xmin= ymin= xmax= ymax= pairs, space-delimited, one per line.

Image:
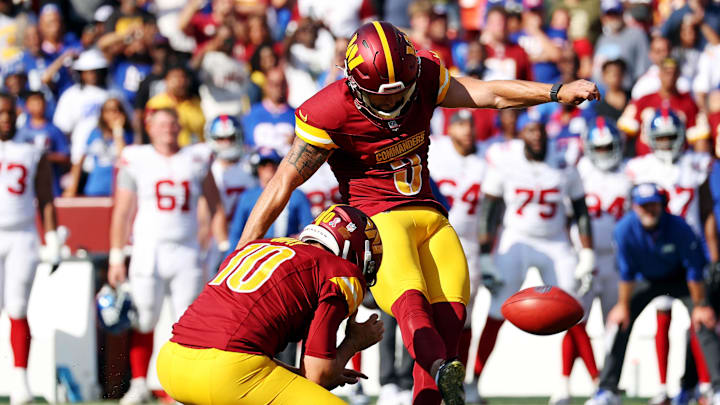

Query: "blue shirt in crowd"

xmin=15 ymin=120 xmax=69 ymax=195
xmin=242 ymin=102 xmax=295 ymax=149
xmin=111 ymin=59 xmax=151 ymax=107
xmin=662 ymin=4 xmax=720 ymax=48
xmin=229 ymin=186 xmax=313 ymax=248
xmin=708 ymin=160 xmax=720 ymax=237
xmin=613 ymin=210 xmax=707 ymax=282
xmin=509 ymin=27 xmax=566 ymax=84
xmin=83 ymin=128 xmax=134 ymax=196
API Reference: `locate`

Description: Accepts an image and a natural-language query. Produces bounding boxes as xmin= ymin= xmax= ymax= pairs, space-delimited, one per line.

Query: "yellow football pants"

xmin=156 ymin=341 xmax=347 ymax=405
xmin=369 ymin=206 xmax=470 ymax=316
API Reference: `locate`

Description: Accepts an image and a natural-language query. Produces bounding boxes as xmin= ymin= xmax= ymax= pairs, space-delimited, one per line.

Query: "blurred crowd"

xmin=2 ymin=0 xmax=720 ymax=199
xmin=4 ymin=0 xmax=720 ymax=404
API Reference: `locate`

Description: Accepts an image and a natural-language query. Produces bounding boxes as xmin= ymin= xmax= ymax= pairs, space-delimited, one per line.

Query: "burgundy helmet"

xmin=345 ymin=21 xmax=421 ymax=129
xmin=299 ymin=204 xmax=382 ymax=286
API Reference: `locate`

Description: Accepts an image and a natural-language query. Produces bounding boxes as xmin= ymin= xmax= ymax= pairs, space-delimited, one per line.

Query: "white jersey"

xmin=428 ymin=135 xmax=486 ymax=240
xmin=576 ymin=157 xmax=632 ymax=253
xmin=626 ymin=151 xmax=711 ymax=236
xmin=299 ymin=163 xmax=341 ymax=217
xmin=483 ymin=139 xmax=585 ymax=238
xmin=0 ymin=140 xmax=43 ymax=229
xmin=210 ymin=159 xmax=256 ymax=219
xmin=119 ymin=144 xmax=212 ymax=244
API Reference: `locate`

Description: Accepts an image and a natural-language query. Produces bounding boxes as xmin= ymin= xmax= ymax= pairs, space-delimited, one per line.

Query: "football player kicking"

xmin=236 ymin=21 xmax=599 ymax=405
xmin=156 ymin=205 xmax=384 ymax=405
xmin=0 ymin=93 xmax=62 ymax=405
xmin=469 ymin=113 xmax=595 ymax=403
xmin=550 ymin=119 xmax=632 ymax=405
xmin=108 ymin=108 xmax=228 ymax=404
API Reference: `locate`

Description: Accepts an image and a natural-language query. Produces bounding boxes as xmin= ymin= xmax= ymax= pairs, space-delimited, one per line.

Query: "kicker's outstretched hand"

xmin=558 ymin=80 xmax=601 ymax=105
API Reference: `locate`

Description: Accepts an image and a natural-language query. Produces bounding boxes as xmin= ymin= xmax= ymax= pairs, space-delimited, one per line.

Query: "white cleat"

xmin=10 ymin=368 xmax=32 ymax=405
xmin=585 ymin=389 xmax=621 ymax=405
xmin=549 ymin=393 xmax=571 ymax=405
xmin=120 ymin=378 xmax=152 ymax=405
xmin=711 ymin=392 xmax=720 ymax=405
xmin=396 ymin=389 xmax=413 ymax=405
xmin=376 ymin=383 xmax=399 ymax=405
xmin=465 ymin=378 xmax=487 ymax=404
xmin=648 ymin=392 xmax=670 ymax=405
xmin=348 ymin=383 xmax=370 ymax=405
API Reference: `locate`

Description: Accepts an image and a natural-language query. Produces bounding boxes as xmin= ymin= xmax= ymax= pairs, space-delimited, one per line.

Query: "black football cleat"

xmin=436 ymin=358 xmax=465 ymax=405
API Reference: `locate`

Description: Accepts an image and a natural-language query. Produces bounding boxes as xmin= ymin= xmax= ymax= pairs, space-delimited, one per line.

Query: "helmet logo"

xmin=364 ymin=221 xmax=382 ymax=255
xmin=401 ymin=32 xmax=416 ymax=56
xmin=346 ymin=222 xmax=357 ymax=232
xmin=346 ymin=34 xmax=364 ymax=72
xmin=328 ymin=217 xmax=341 ymax=227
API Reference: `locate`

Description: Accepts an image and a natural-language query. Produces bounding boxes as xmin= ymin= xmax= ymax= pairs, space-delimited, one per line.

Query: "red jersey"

xmin=293 ymin=51 xmax=450 ymax=216
xmin=482 ymin=43 xmax=533 ymax=81
xmin=171 ymin=238 xmax=365 ymax=359
xmin=710 ymin=111 xmax=720 ymax=154
xmin=618 ymin=91 xmax=707 ymax=156
xmin=184 ymin=13 xmax=221 ymax=52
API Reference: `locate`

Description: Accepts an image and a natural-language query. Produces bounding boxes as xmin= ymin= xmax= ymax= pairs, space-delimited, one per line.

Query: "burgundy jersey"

xmin=171 ymin=238 xmax=365 ymax=358
xmin=294 ymin=51 xmax=450 ymax=216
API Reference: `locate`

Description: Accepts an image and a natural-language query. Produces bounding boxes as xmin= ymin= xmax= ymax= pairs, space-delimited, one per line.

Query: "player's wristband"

xmin=218 ymin=240 xmax=231 ymax=252
xmin=695 ymin=297 xmax=710 ymax=308
xmin=550 ymin=83 xmax=563 ymax=103
xmin=109 ymin=248 xmax=125 ymax=266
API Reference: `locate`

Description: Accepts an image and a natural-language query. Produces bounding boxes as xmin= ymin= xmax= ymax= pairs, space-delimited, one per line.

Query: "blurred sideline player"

xmin=108 ymin=108 xmax=228 ymax=404
xmin=229 ymin=147 xmax=313 ymax=248
xmin=470 ymin=112 xmax=596 ymax=403
xmin=235 ymin=21 xmax=599 ymax=405
xmin=156 ymin=205 xmax=384 ymax=405
xmin=427 ymin=109 xmax=485 ymax=376
xmin=587 ymin=183 xmax=720 ymax=405
xmin=0 ymin=93 xmax=62 ymax=405
xmin=625 ymin=108 xmax=713 ymax=404
xmin=299 ymin=162 xmax=342 ymax=218
xmin=551 ymin=118 xmax=632 ymax=405
xmin=200 ymin=115 xmax=256 ymax=276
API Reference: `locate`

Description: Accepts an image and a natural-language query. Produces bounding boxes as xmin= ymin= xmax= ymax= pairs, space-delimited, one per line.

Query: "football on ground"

xmin=501 ymin=286 xmax=583 ymax=335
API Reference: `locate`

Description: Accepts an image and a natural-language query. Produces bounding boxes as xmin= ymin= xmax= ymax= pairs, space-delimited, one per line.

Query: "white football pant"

xmin=129 ymin=241 xmax=204 ymax=333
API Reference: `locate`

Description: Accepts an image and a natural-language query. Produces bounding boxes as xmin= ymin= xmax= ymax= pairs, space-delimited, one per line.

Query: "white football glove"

xmin=479 ymin=254 xmax=503 ymax=295
xmin=575 ymin=248 xmax=596 ymax=296
xmin=42 ymin=230 xmax=63 ymax=272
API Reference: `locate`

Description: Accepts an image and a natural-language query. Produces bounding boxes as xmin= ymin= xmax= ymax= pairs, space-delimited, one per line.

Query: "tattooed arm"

xmin=236 ymin=137 xmax=332 ymax=247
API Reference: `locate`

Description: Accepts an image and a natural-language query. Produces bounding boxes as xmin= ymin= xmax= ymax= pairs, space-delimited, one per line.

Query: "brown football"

xmin=501 ymin=286 xmax=584 ymax=335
